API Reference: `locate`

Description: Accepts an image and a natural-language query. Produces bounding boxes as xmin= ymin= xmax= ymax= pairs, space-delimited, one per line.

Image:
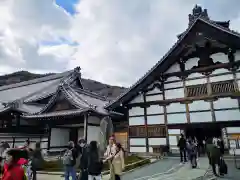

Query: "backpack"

xmin=62 ymin=149 xmax=73 ymax=165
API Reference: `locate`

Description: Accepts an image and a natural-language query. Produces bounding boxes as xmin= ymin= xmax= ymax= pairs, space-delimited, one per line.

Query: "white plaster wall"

xmin=188 ymin=100 xmax=211 ymax=111
xmin=169 ymin=136 xmax=178 ymax=146
xmin=166 ymin=63 xmax=180 ymax=73
xmin=212 ymin=68 xmax=230 ymax=75
xmin=147 ymin=105 xmax=164 ymax=114
xmin=185 ymin=57 xmax=200 ymax=70
xmin=164 ymin=81 xmax=183 ymax=89
xmin=190 ymin=111 xmax=212 ymax=123
xmin=227 ymin=127 xmax=240 ymax=133
xmin=185 ymin=78 xmax=207 ymax=86
xmin=234 ymin=50 xmax=240 ymax=61
xmin=88 ymin=116 xmax=101 ymax=124
xmin=130 ymin=138 xmax=146 ymax=146
xmin=167 ymin=113 xmax=187 ymax=124
xmin=213 ymin=98 xmax=239 ymax=109
xmin=129 ymin=117 xmax=145 ymax=126
xmin=236 ymin=73 xmax=240 ymax=80
xmin=165 ymin=76 xmax=181 ymax=82
xmin=165 ymin=88 xmax=184 ymax=99
xmin=148 ymin=138 xmax=166 ymax=145
xmin=187 ymin=72 xmax=204 ymax=79
xmin=87 ymin=126 xmax=100 ymax=144
xmin=215 ymin=109 xmax=240 ymax=121
xmin=168 ymin=129 xmax=181 ymax=135
xmin=147 ymin=115 xmax=165 ymax=124
xmin=146 ymin=87 xmax=161 ymax=95
xmin=211 ymin=53 xmax=228 ymax=64
xmin=166 ymin=103 xmax=186 ymax=113
xmin=145 ymin=94 xmax=163 ymax=102
xmin=78 ymin=128 xmax=84 ymax=139
xmin=130 ymin=146 xmax=146 ymax=153
xmin=209 ymin=74 xmax=234 ymax=82
xmin=50 ymin=128 xmax=69 ymax=147
xmin=129 ymin=94 xmax=144 ymax=104
xmin=129 ymin=107 xmax=144 ymax=116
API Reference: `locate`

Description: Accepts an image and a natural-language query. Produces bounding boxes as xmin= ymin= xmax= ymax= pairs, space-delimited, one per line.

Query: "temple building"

xmin=105 ymin=5 xmax=240 ymax=155
xmin=0 ymin=67 xmax=123 ymax=152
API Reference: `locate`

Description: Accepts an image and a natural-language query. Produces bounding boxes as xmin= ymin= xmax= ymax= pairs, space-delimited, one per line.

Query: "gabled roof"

xmin=105 ymin=17 xmax=240 ymax=110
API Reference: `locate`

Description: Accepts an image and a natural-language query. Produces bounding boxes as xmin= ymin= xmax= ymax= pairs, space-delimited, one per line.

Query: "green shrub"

xmin=41 ymin=155 xmax=148 ymax=172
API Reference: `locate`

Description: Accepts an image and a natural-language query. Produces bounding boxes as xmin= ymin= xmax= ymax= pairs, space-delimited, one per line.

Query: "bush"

xmin=41 ymin=155 xmax=147 ymax=172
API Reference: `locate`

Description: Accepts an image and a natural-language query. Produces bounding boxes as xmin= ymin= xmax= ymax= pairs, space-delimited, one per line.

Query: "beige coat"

xmin=112 ymin=150 xmax=125 ymax=175
xmin=104 ymin=144 xmax=117 ymax=157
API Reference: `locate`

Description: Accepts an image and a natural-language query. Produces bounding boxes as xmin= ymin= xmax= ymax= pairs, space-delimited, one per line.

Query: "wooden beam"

xmin=207 ymin=76 xmax=216 ymax=122
xmin=83 ymin=113 xmax=88 ymax=142
xmin=232 ymin=70 xmax=240 ymax=109
xmin=143 ymin=93 xmax=149 ymax=153
xmin=183 ymin=78 xmax=190 ymax=123
xmin=162 ymin=85 xmax=169 ymax=146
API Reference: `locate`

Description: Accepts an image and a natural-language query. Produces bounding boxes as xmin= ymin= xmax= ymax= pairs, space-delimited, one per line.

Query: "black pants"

xmin=32 ymin=170 xmax=37 ymax=180
xmin=190 ymin=154 xmax=197 ymax=168
xmin=180 ymin=149 xmax=187 ymax=162
xmin=211 ymin=158 xmax=220 ymax=175
xmin=115 ymin=174 xmax=121 ymax=180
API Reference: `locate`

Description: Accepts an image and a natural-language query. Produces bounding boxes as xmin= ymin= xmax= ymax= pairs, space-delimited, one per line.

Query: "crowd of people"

xmin=0 ymin=139 xmax=44 ymax=180
xmin=64 ymin=135 xmax=125 ymax=180
xmin=177 ymin=134 xmax=227 ymax=177
xmin=0 ymin=135 xmax=125 ymax=180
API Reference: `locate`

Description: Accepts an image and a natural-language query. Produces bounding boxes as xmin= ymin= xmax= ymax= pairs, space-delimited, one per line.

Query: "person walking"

xmin=111 ymin=143 xmax=125 ymax=180
xmin=177 ymin=134 xmax=187 ymax=163
xmin=87 ymin=141 xmax=104 ymax=180
xmin=209 ymin=138 xmax=222 ymax=176
xmin=31 ymin=142 xmax=44 ymax=180
xmin=2 ymin=149 xmax=26 ymax=180
xmin=62 ymin=141 xmax=78 ymax=180
xmin=187 ymin=140 xmax=197 ymax=168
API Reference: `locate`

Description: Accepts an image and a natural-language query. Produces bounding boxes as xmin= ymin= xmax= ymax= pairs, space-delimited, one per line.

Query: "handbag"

xmin=219 ymin=157 xmax=228 ymax=175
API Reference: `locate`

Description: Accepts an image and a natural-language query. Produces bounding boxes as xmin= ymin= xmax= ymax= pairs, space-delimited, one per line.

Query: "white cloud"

xmin=1 ymin=0 xmax=240 ymax=87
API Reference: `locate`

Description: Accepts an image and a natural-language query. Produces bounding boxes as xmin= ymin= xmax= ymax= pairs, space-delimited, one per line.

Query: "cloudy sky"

xmin=0 ymin=0 xmax=240 ymax=87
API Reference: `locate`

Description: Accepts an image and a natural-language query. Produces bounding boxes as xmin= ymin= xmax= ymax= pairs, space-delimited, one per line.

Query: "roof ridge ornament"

xmin=188 ymin=5 xmax=209 ymax=26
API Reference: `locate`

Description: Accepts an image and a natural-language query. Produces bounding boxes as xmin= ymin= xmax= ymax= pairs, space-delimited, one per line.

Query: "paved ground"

xmin=220 ymin=159 xmax=240 ymax=180
xmin=38 ymin=158 xmax=181 ymax=180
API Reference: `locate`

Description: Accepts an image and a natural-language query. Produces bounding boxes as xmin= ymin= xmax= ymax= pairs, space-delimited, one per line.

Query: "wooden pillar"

xmin=183 ymin=78 xmax=190 ymax=123
xmin=162 ymin=85 xmax=169 ymax=146
xmin=83 ymin=113 xmax=89 ymax=142
xmin=232 ymin=70 xmax=240 ymax=109
xmin=143 ymin=93 xmax=149 ymax=153
xmin=207 ymin=76 xmax=216 ymax=122
xmin=126 ymin=109 xmax=130 ymax=153
xmin=47 ymin=124 xmax=51 ymax=150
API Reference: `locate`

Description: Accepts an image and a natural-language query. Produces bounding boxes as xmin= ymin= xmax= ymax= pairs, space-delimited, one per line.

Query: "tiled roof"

xmin=105 ymin=18 xmax=240 ymax=109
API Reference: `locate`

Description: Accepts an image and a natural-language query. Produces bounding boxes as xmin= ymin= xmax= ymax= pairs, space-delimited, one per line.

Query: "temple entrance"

xmin=185 ymin=123 xmax=222 ymax=142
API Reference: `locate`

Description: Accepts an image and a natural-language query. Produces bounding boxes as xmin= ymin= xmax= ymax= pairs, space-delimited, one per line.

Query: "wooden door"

xmin=114 ymin=132 xmax=128 ymax=150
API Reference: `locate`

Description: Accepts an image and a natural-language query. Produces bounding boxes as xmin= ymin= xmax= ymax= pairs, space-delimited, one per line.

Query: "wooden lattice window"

xmin=129 ymin=126 xmax=146 ymax=137
xmin=186 ymin=84 xmax=208 ymax=97
xmin=211 ymin=80 xmax=236 ymax=94
xmin=147 ymin=126 xmax=166 ymax=137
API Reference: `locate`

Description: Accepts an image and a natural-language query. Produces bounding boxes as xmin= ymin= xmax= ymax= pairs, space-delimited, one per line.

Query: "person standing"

xmin=187 ymin=140 xmax=197 ymax=168
xmin=177 ymin=134 xmax=187 ymax=163
xmin=62 ymin=141 xmax=78 ymax=180
xmin=88 ymin=141 xmax=104 ymax=180
xmin=104 ymin=136 xmax=117 ymax=180
xmin=111 ymin=143 xmax=125 ymax=180
xmin=209 ymin=139 xmax=221 ymax=176
xmin=78 ymin=139 xmax=88 ymax=180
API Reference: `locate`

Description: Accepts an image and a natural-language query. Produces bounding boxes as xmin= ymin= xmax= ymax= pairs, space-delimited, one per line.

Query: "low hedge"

xmin=41 ymin=155 xmax=147 ymax=172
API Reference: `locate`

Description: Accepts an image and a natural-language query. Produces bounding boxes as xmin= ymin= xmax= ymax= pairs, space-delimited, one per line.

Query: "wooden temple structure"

xmin=0 ymin=67 xmax=123 ymax=151
xmin=106 ymin=5 xmax=240 ymax=155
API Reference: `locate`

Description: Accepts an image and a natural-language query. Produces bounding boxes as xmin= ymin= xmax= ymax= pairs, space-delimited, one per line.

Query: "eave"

xmin=105 ymin=18 xmax=240 ymax=110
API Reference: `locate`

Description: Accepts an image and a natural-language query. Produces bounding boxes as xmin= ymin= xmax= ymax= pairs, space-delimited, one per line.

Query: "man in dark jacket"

xmin=177 ymin=134 xmax=187 ymax=163
xmin=78 ymin=139 xmax=88 ymax=180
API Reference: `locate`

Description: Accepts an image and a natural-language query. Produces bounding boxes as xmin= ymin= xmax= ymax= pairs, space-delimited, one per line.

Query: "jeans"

xmin=88 ymin=174 xmax=102 ymax=180
xmin=180 ymin=149 xmax=187 ymax=162
xmin=115 ymin=174 xmax=121 ymax=180
xmin=64 ymin=166 xmax=77 ymax=180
